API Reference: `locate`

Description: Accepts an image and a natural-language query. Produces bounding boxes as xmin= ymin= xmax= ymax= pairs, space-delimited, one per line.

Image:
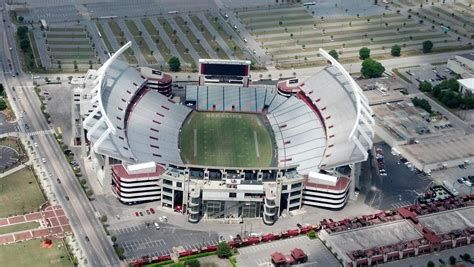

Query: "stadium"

xmin=80 ymin=42 xmax=374 ymax=224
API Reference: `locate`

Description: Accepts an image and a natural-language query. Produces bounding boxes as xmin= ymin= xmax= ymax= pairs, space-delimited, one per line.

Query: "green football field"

xmin=180 ymin=112 xmax=273 ymax=167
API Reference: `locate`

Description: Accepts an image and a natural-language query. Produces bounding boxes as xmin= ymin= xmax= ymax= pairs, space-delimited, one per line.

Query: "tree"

xmin=19 ymin=39 xmax=30 ymax=52
xmin=361 ymin=58 xmax=385 ymax=78
xmin=419 ymin=81 xmax=432 ymax=92
xmin=0 ymin=99 xmax=7 ymax=111
xmin=422 ymin=40 xmax=434 ymax=53
xmin=463 ymin=253 xmax=471 ymax=261
xmin=329 ymin=49 xmax=339 ymax=60
xmin=412 ymin=97 xmax=432 ymax=113
xmin=216 ymin=242 xmax=232 ymax=258
xmin=250 ymin=60 xmax=256 ymax=70
xmin=184 ymin=259 xmax=200 ymax=267
xmin=168 ymin=56 xmax=181 ymax=72
xmin=18 ymin=16 xmax=24 ymax=23
xmin=449 ymin=256 xmax=456 ymax=266
xmin=359 ymin=47 xmax=371 ymax=60
xmin=391 ymin=45 xmax=401 ymax=56
xmin=426 ymin=261 xmax=435 ymax=267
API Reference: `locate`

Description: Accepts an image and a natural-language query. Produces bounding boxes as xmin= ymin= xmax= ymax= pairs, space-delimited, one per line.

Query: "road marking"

xmin=25 ymin=129 xmax=55 ymax=136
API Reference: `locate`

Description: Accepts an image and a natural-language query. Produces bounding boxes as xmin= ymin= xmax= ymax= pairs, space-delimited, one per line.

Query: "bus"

xmin=168 ymin=11 xmax=179 ymax=14
xmin=303 ymin=1 xmax=316 ymax=6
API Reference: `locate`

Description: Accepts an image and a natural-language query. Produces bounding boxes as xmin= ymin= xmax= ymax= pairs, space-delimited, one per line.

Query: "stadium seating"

xmin=127 ymin=90 xmax=192 ymax=164
xmin=266 ymin=95 xmax=326 ymax=173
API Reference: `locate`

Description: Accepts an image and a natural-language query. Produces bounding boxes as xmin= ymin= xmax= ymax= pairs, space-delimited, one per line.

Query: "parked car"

xmin=154 ymin=222 xmax=160 ymax=230
xmin=134 ymin=212 xmax=139 ymax=217
xmin=146 ymin=210 xmax=151 ymax=215
xmin=149 ymin=208 xmax=155 ymax=214
xmin=458 ymin=177 xmax=466 ymax=184
xmin=139 ymin=211 xmax=144 ymax=216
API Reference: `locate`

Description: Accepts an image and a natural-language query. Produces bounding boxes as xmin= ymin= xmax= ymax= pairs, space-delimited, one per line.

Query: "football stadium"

xmin=80 ymin=42 xmax=374 ymax=224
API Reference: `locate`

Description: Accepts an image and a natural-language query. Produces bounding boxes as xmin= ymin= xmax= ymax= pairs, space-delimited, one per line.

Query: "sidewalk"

xmin=0 ymin=158 xmax=31 ymax=178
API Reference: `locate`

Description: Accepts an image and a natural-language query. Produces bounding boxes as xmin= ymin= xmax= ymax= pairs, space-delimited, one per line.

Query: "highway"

xmin=0 ymin=1 xmax=121 ymax=266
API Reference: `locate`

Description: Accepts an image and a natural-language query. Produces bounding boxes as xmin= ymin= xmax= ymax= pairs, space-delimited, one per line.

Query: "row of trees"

xmin=419 ymin=79 xmax=474 ymax=109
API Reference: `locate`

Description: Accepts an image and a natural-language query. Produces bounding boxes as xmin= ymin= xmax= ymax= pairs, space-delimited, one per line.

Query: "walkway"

xmin=0 ymin=205 xmax=72 ymax=245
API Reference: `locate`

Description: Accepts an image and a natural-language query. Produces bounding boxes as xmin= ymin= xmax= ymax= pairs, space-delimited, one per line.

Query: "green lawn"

xmin=125 ymin=20 xmax=158 ymax=64
xmin=180 ymin=112 xmax=273 ymax=167
xmin=141 ymin=18 xmax=172 ymax=61
xmin=0 ymin=239 xmax=72 ymax=267
xmin=174 ymin=16 xmax=210 ymax=59
xmin=0 ymin=221 xmax=40 ymax=235
xmin=157 ymin=18 xmax=194 ymax=64
xmin=108 ymin=21 xmax=138 ymax=64
xmin=205 ymin=14 xmax=247 ymax=60
xmin=191 ymin=15 xmax=229 ymax=59
xmin=0 ymin=168 xmax=45 ymax=218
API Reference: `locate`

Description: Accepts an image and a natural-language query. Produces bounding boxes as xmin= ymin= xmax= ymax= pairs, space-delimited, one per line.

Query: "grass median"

xmin=125 ymin=20 xmax=158 ymax=64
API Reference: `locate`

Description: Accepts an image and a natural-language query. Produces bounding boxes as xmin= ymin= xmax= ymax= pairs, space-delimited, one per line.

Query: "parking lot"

xmin=112 ymin=222 xmax=219 ymax=260
xmin=431 ymin=163 xmax=474 ymax=196
xmin=400 ymin=64 xmax=457 ymax=87
xmin=235 ymin=236 xmax=339 ymax=267
xmin=0 ymin=113 xmax=17 ymax=134
xmin=362 ymin=143 xmax=433 ymax=211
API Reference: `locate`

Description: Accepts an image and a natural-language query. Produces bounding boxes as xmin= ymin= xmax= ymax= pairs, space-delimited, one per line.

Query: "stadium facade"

xmin=80 ymin=42 xmax=374 ymax=224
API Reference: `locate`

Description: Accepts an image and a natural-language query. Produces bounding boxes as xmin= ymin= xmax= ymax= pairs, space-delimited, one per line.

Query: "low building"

xmin=139 ymin=67 xmax=173 ymax=96
xmin=447 ymin=53 xmax=474 ymax=78
xmin=458 ymin=78 xmax=474 ymax=96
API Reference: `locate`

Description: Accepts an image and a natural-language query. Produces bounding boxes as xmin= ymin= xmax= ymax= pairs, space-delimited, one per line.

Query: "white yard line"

xmin=254 ymin=131 xmax=260 ymax=158
xmin=193 ymin=128 xmax=197 ymax=157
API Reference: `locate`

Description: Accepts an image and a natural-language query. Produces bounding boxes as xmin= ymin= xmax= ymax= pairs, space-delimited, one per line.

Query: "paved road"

xmin=85 ymin=20 xmax=110 ymax=62
xmin=0 ymin=2 xmax=121 ymax=266
xmin=214 ymin=1 xmax=267 ymax=63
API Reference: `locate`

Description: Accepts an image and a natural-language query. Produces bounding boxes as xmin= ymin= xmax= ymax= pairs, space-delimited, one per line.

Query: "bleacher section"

xmin=299 ymin=65 xmax=371 ymax=168
xmin=127 ymin=91 xmax=192 ymax=164
xmin=186 ymin=85 xmax=277 ymax=113
xmin=266 ymin=96 xmax=326 ymax=173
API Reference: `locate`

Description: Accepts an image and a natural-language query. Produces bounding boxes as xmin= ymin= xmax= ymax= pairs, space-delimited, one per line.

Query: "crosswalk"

xmin=25 ymin=129 xmax=55 ymax=136
xmin=391 ymin=201 xmax=412 ymax=209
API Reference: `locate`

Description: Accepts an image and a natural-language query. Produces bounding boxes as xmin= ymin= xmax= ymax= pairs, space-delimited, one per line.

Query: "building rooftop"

xmin=417 ymin=206 xmax=474 ymax=234
xmin=112 ymin=164 xmax=165 ymax=179
xmin=458 ymin=78 xmax=474 ymax=89
xmin=401 ymin=134 xmax=474 ymax=165
xmin=325 ymin=220 xmax=422 ymax=253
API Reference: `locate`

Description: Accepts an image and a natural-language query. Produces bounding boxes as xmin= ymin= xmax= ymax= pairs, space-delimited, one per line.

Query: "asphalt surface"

xmin=112 ymin=221 xmax=219 ymax=259
xmin=362 ymin=143 xmax=432 ymax=211
xmin=0 ymin=2 xmax=121 ymax=266
xmin=235 ymin=236 xmax=339 ymax=267
xmin=0 ymin=146 xmax=18 ymax=169
xmin=0 ymin=113 xmax=17 ymax=134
